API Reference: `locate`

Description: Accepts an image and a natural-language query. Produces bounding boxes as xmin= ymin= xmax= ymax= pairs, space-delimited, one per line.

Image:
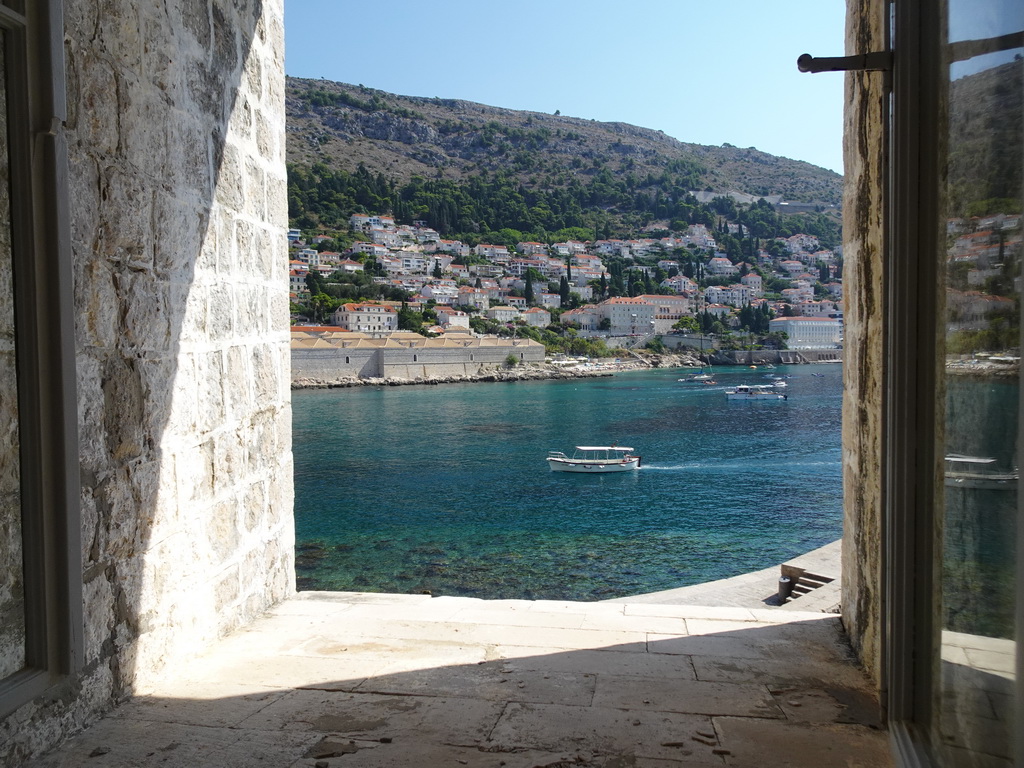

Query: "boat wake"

xmin=641 ymin=460 xmax=840 ymax=472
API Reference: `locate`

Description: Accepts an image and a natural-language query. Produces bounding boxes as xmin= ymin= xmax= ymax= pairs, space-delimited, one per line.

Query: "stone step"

xmin=799 ymin=572 xmax=835 ymax=585
xmin=798 ymin=576 xmax=833 ymax=590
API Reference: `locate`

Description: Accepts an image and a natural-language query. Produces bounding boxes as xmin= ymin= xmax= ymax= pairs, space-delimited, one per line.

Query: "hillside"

xmin=286 ymin=78 xmax=841 ymax=203
xmin=285 ymin=77 xmax=843 ymax=245
xmin=948 ymin=59 xmax=1023 ymax=217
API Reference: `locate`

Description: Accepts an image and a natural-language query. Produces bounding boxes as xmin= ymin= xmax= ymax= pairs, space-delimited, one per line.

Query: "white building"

xmin=436 ymin=308 xmax=470 ymax=329
xmin=704 ymin=284 xmax=751 ymax=307
xmin=769 ymin=316 xmax=843 ymax=348
xmin=740 ymin=273 xmax=763 ymax=295
xmin=707 ymin=257 xmax=738 ymax=276
xmin=595 ymin=297 xmax=656 ymax=335
xmin=485 ymin=305 xmax=520 ymax=323
xmin=522 ymin=307 xmax=552 ymax=328
xmin=331 ymin=303 xmax=399 ymax=334
xmin=474 ymin=243 xmax=511 ymax=261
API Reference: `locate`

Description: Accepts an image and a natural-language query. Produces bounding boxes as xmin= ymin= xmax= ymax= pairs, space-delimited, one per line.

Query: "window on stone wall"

xmin=0 ymin=0 xmax=80 ymax=719
xmin=0 ymin=21 xmax=26 ymax=684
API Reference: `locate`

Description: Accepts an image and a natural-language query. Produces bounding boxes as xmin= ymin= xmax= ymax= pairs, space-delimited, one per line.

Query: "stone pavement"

xmin=30 ymin=590 xmax=891 ymax=767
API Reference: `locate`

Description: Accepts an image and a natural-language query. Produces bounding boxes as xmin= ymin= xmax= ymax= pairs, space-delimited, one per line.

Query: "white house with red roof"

xmin=560 ymin=305 xmax=600 ymax=331
xmin=704 ymin=284 xmax=752 ymax=308
xmin=350 ymin=242 xmax=388 ymax=258
xmin=538 ymin=292 xmax=561 ymax=309
xmin=484 ymin=305 xmax=521 ymax=323
xmin=740 ymin=272 xmax=763 ymax=294
xmin=331 ymin=303 xmax=399 ymax=334
xmin=435 ymin=307 xmax=470 ymax=329
xmin=335 ymin=259 xmax=364 ymax=274
xmin=662 ymin=274 xmax=697 ymax=294
xmin=457 ymin=286 xmax=489 ymax=310
xmin=594 ymin=296 xmax=656 ymax=335
xmin=704 ymin=303 xmax=732 ymax=318
xmin=522 ymin=307 xmax=552 ymax=328
xmin=436 ymin=239 xmax=471 ymax=257
xmin=474 ymin=243 xmax=510 ymax=261
xmin=517 ymin=241 xmax=548 ymax=255
xmin=707 ymin=257 xmax=738 ymax=276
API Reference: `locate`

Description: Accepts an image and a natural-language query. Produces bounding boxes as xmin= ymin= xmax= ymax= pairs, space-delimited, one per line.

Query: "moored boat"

xmin=725 ymin=384 xmax=787 ymax=401
xmin=546 ymin=445 xmax=641 ymax=473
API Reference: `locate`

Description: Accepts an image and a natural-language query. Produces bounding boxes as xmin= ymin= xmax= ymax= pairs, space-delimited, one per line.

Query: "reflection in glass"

xmin=939 ymin=2 xmax=1021 ymax=763
xmin=0 ymin=29 xmax=27 ymax=680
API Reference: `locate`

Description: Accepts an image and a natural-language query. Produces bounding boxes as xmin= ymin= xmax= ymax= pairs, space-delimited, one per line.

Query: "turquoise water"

xmin=292 ymin=364 xmax=844 ymax=600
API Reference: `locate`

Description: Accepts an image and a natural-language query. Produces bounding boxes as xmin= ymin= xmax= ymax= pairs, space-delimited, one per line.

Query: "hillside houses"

xmin=289 ymin=212 xmax=866 ymax=344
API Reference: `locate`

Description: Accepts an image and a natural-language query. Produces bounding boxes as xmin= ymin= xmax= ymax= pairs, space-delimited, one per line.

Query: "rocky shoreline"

xmin=945 ymin=357 xmax=1020 ymax=378
xmin=292 ymin=352 xmax=702 ymax=390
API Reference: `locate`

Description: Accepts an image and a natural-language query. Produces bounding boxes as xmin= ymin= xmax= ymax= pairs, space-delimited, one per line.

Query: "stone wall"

xmin=841 ymin=0 xmax=886 ymax=686
xmin=1 ymin=0 xmax=292 ymax=761
xmin=291 ymin=342 xmax=547 ymax=382
xmin=292 ymin=347 xmax=381 ymax=379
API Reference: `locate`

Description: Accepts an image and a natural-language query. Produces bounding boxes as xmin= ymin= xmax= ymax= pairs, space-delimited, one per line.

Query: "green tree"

xmin=672 ymin=316 xmax=699 ymax=333
xmin=525 ymin=272 xmax=535 ymax=305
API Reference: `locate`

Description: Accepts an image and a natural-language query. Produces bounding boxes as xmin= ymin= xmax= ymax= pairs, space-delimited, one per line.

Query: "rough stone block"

xmin=76 ymin=261 xmax=120 ymax=351
xmin=215 ymin=566 xmax=241 ymax=613
xmin=69 ymin=52 xmax=120 ymax=155
xmin=117 ymin=76 xmax=171 ymax=178
xmin=165 ymin=117 xmax=214 ymax=204
xmin=213 ymin=143 xmax=244 ymax=210
xmin=245 ymin=158 xmax=266 ymax=220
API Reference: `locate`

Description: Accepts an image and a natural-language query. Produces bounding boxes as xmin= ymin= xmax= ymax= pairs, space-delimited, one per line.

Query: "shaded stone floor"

xmin=31 ymin=592 xmax=892 ymax=767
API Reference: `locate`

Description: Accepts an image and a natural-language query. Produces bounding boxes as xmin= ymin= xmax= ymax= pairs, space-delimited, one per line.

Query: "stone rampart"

xmin=290 ymin=336 xmax=546 ymax=382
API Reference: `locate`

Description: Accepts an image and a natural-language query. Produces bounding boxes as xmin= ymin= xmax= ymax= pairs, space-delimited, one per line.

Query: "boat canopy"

xmin=575 ymin=446 xmax=635 ymax=452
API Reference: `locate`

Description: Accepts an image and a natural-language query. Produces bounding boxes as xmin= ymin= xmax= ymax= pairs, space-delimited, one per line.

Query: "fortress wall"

xmin=292 ymin=343 xmax=546 ymax=381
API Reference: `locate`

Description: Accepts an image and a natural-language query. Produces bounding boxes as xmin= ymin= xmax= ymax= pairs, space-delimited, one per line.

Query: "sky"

xmin=284 ymin=1 xmax=848 ymax=175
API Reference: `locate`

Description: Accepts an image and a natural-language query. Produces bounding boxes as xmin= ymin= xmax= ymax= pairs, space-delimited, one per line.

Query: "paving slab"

xmin=237 ymin=688 xmax=505 ymax=744
xmin=493 ymin=646 xmax=698 ymax=680
xmin=354 ymin=662 xmax=597 ymax=707
xmin=487 ymin=701 xmax=726 ymax=764
xmin=714 ymin=716 xmax=891 ymax=767
xmin=691 ymin=655 xmax=871 ymax=690
xmin=593 ymin=676 xmax=783 ymax=719
xmin=108 ymin=681 xmax=292 ymax=727
xmin=28 ymin=719 xmax=323 ymax=768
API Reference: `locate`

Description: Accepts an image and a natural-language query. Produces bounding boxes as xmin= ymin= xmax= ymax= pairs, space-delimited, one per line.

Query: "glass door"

xmin=934 ymin=2 xmax=1022 ymax=763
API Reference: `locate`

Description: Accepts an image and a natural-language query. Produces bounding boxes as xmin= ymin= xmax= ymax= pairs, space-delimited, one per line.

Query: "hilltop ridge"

xmin=285 ymin=77 xmax=843 ymax=209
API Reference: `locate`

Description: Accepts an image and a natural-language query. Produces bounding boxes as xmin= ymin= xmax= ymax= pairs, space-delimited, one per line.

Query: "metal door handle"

xmin=797 ymin=51 xmax=892 ymax=73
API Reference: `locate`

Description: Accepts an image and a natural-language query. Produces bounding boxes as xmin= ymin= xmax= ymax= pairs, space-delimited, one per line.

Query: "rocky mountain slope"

xmin=286 ymin=77 xmax=843 ymax=207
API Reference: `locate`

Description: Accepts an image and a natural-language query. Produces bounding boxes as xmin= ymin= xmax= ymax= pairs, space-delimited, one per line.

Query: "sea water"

xmin=292 ymin=364 xmax=844 ymax=600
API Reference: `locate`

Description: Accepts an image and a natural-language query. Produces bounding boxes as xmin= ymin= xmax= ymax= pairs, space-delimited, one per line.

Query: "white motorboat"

xmin=725 ymin=384 xmax=787 ymax=401
xmin=546 ymin=446 xmax=641 ymax=473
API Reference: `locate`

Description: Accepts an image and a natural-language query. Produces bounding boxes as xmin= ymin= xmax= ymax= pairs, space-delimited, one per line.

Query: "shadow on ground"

xmin=30 ymin=593 xmax=891 ymax=767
